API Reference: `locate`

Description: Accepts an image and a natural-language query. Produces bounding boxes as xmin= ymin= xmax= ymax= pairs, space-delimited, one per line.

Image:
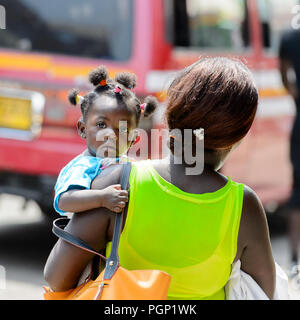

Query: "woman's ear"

xmin=77 ymin=118 xmax=86 ymax=139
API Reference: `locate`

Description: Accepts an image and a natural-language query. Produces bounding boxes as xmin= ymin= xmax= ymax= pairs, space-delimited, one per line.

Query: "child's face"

xmin=78 ymin=95 xmax=137 ymax=158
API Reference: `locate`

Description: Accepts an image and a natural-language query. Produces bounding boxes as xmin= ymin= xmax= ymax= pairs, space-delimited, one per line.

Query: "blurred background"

xmin=0 ymin=0 xmax=299 ymax=299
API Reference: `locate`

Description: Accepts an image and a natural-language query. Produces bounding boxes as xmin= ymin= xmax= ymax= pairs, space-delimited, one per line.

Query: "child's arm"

xmin=58 ymin=184 xmax=128 ymax=213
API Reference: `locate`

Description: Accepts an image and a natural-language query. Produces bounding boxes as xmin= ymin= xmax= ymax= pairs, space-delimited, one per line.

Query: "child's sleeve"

xmin=53 ymin=156 xmax=103 ymax=215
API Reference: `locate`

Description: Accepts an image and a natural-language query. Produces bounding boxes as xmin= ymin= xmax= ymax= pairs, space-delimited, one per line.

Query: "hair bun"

xmin=88 ymin=65 xmax=109 ymax=87
xmin=115 ymin=72 xmax=137 ymax=90
xmin=143 ymin=95 xmax=158 ymax=118
xmin=68 ymin=88 xmax=79 ymax=106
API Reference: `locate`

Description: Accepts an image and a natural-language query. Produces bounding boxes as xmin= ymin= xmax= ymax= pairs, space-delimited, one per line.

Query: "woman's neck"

xmin=168 ymin=153 xmax=217 ymax=175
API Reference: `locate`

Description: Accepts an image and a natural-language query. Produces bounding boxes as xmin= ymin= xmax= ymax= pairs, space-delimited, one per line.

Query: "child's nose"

xmin=106 ymin=129 xmax=117 ymax=140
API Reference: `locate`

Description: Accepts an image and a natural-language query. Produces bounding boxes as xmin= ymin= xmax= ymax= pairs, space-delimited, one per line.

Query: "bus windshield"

xmin=0 ymin=0 xmax=133 ymax=61
xmin=166 ymin=0 xmax=249 ymax=52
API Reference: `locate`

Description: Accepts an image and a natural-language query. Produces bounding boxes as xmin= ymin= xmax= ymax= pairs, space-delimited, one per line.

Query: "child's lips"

xmin=104 ymin=145 xmax=115 ymax=150
xmin=96 ymin=143 xmax=118 ymax=157
xmin=101 ymin=144 xmax=117 ymax=152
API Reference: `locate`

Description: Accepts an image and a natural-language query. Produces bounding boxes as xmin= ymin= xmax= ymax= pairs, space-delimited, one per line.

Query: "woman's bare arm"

xmin=44 ymin=164 xmax=123 ymax=291
xmin=234 ymin=185 xmax=276 ymax=299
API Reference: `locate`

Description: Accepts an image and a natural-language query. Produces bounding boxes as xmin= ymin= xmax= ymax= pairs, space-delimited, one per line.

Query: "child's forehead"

xmin=92 ymin=95 xmax=119 ymax=110
xmin=90 ymin=95 xmax=136 ymax=121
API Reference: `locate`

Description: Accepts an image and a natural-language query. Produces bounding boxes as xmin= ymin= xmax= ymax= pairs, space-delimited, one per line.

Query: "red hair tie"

xmin=99 ymin=79 xmax=107 ymax=86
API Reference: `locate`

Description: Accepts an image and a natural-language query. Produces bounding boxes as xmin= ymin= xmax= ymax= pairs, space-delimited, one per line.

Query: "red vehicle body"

xmin=0 ymin=0 xmax=296 ymax=216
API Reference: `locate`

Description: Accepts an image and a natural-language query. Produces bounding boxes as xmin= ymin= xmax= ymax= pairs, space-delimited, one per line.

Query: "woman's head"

xmin=68 ymin=66 xmax=158 ymax=157
xmin=165 ymin=57 xmax=258 ymax=154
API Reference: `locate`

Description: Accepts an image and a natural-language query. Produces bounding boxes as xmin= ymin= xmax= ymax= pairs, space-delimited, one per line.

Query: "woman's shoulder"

xmin=91 ymin=163 xmax=123 ymax=190
xmin=119 ymin=158 xmax=167 ymax=173
xmin=235 ymin=183 xmax=267 ymax=230
xmin=234 ymin=183 xmax=270 ymax=261
xmin=224 ymin=176 xmax=261 ymax=205
xmin=242 ymin=185 xmax=265 ymax=216
xmin=241 ymin=185 xmax=269 ymax=237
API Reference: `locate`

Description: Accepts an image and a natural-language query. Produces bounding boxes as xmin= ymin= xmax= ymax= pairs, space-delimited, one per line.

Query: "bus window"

xmin=0 ymin=0 xmax=133 ymax=61
xmin=258 ymin=0 xmax=299 ymax=53
xmin=166 ymin=0 xmax=249 ymax=51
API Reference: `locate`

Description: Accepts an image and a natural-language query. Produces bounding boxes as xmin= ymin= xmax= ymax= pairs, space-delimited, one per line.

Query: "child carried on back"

xmin=54 ymin=66 xmax=158 ymax=215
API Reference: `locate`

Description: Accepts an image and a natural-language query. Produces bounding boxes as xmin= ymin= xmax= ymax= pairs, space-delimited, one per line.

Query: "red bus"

xmin=0 ymin=0 xmax=296 ymax=216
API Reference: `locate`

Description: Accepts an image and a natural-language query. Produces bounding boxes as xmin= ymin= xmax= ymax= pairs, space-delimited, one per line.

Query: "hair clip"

xmin=75 ymin=95 xmax=84 ymax=105
xmin=115 ymin=85 xmax=122 ymax=94
xmin=140 ymin=103 xmax=146 ymax=116
xmin=99 ymin=79 xmax=107 ymax=86
xmin=193 ymin=128 xmax=204 ymax=141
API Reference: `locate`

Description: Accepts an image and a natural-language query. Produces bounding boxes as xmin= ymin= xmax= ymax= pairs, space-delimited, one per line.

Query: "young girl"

xmin=53 ymin=65 xmax=158 ymax=215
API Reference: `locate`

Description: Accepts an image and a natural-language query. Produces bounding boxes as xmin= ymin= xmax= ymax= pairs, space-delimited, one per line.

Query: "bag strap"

xmin=52 ymin=161 xmax=132 ymax=266
xmin=103 ymin=161 xmax=132 ymax=280
xmin=52 ymin=217 xmax=107 ymax=260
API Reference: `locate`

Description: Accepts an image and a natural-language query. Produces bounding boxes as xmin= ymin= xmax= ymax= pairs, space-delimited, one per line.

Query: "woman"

xmin=44 ymin=57 xmax=276 ymax=299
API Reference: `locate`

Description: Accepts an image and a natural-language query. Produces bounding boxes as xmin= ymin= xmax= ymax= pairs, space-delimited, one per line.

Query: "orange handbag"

xmin=43 ymin=162 xmax=171 ymax=300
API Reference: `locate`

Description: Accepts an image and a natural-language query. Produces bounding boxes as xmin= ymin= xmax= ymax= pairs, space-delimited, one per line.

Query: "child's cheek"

xmin=95 ymin=131 xmax=105 ymax=143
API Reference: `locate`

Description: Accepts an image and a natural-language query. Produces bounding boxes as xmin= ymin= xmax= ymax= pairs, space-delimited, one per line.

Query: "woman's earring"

xmin=81 ymin=132 xmax=86 ymax=139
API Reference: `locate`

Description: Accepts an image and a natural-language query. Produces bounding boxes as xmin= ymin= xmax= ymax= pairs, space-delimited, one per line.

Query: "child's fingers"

xmin=111 ymin=184 xmax=122 ymax=190
xmin=111 ymin=201 xmax=126 ymax=212
xmin=118 ymin=195 xmax=128 ymax=202
xmin=112 ymin=206 xmax=122 ymax=213
xmin=118 ymin=190 xmax=128 ymax=196
xmin=118 ymin=201 xmax=126 ymax=208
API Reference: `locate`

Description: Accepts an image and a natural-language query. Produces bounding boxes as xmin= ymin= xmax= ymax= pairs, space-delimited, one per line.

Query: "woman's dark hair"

xmin=68 ymin=65 xmax=158 ymax=125
xmin=165 ymin=57 xmax=258 ymax=150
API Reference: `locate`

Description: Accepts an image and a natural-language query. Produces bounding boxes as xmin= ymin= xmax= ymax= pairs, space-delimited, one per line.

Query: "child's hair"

xmin=165 ymin=57 xmax=258 ymax=150
xmin=68 ymin=65 xmax=158 ymax=125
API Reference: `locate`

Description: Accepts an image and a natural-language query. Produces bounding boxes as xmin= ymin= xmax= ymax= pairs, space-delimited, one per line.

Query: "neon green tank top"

xmin=106 ymin=160 xmax=244 ymax=300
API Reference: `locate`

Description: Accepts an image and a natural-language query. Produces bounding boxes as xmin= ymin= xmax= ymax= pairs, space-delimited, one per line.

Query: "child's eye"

xmin=97 ymin=122 xmax=106 ymax=128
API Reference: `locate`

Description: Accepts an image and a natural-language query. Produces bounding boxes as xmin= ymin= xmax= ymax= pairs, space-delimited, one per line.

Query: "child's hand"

xmin=101 ymin=184 xmax=128 ymax=213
